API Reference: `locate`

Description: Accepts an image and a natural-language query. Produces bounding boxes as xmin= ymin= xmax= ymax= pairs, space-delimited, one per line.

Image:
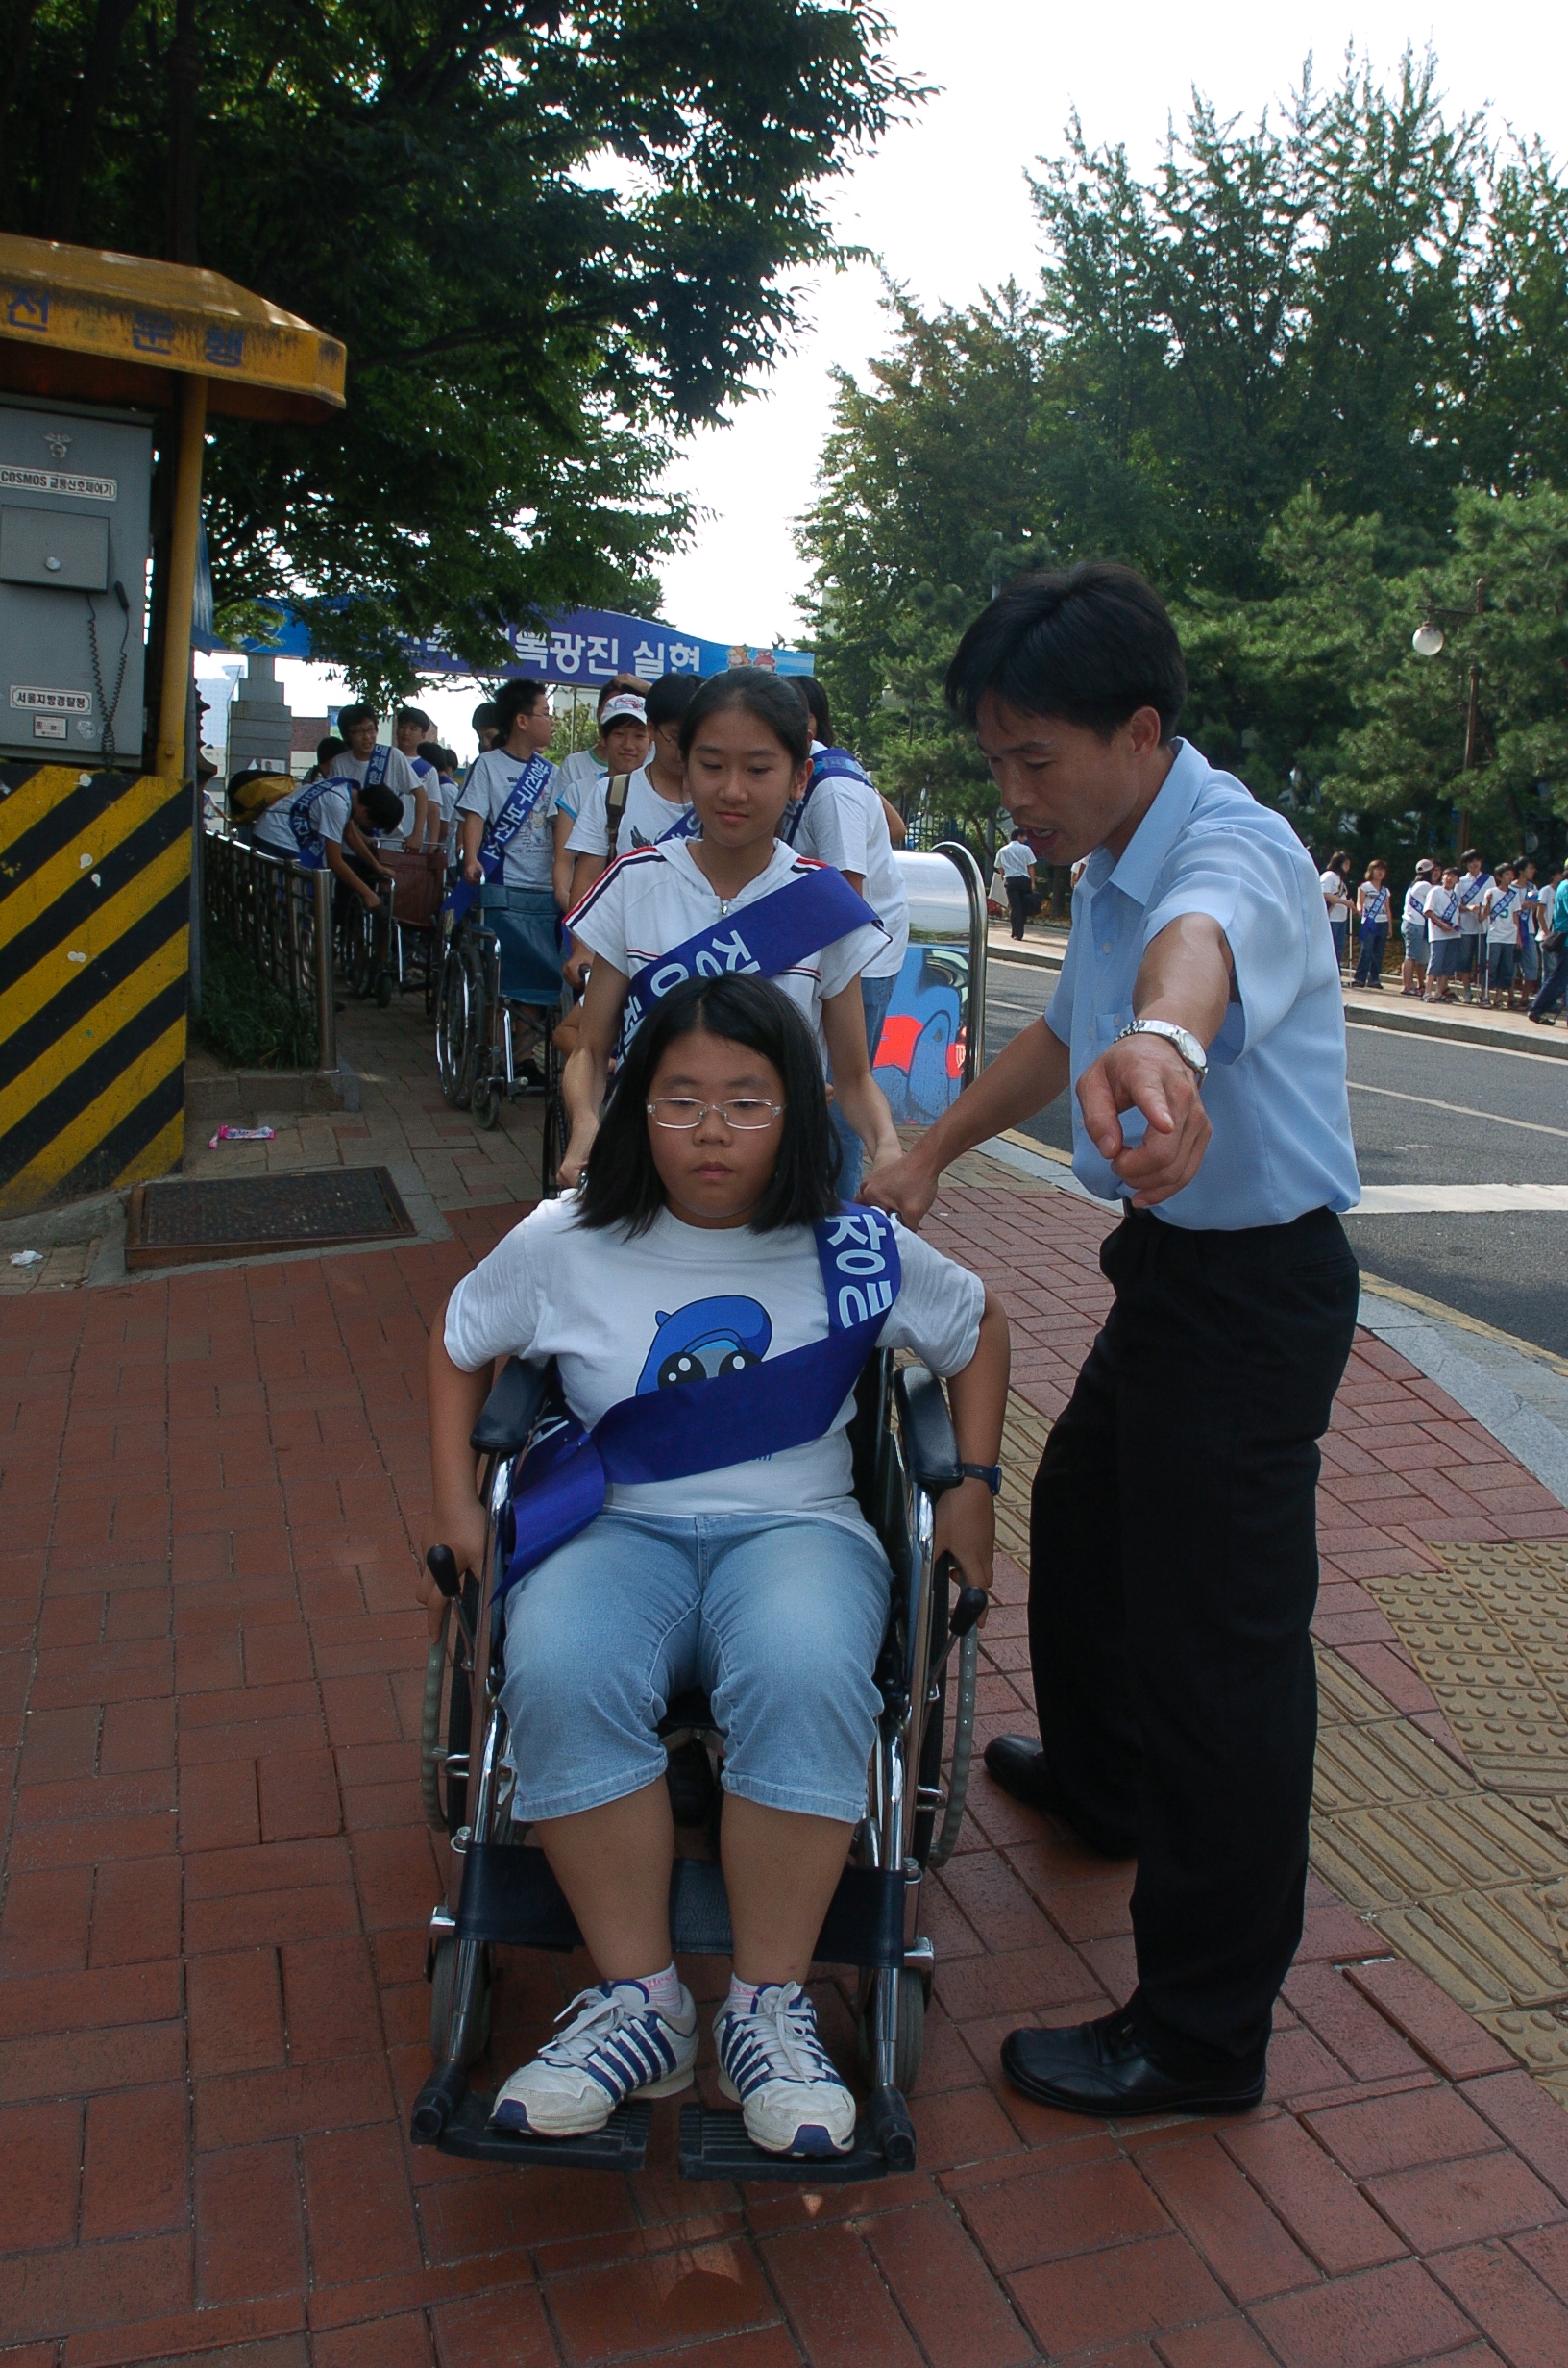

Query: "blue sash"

xmin=364 ymin=743 xmax=391 ymax=788
xmin=653 ymin=802 xmax=700 ymax=844
xmin=498 ymin=1208 xmax=900 ymax=1598
xmin=783 ymin=746 xmax=871 ymax=847
xmin=286 ymin=775 xmax=355 ymax=867
xmin=620 ymin=863 xmax=879 ymax=1045
xmin=445 ymin=753 xmax=554 ymax=924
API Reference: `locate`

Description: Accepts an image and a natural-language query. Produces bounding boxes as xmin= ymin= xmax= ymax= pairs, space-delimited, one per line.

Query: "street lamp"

xmin=1412 ymin=577 xmax=1486 ymax=847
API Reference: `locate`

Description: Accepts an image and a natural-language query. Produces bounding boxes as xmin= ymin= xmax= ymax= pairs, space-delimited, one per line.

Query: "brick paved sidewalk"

xmin=10 ymin=1178 xmax=1568 ymax=2366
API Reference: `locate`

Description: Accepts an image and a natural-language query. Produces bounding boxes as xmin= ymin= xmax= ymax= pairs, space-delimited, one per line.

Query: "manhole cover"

xmin=126 ymin=1167 xmax=417 ymax=1269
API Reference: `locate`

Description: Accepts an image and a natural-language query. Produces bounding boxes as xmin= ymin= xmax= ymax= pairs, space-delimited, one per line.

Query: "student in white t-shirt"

xmin=252 ymin=772 xmax=403 ymax=914
xmin=553 ymin=675 xmax=650 ymax=826
xmin=565 ymin=673 xmax=701 ymax=905
xmin=1422 ymin=866 xmax=1463 ymax=1001
xmin=421 ymin=972 xmax=1008 ymax=2157
xmin=560 ymin=670 xmax=899 ymax=1191
xmin=1480 ymin=861 xmax=1524 ymax=1008
xmin=455 ymin=678 xmax=560 ymax=896
xmin=334 ymin=703 xmax=426 ymax=849
xmin=784 ymin=677 xmax=912 ymax=1196
xmin=417 ymin=740 xmax=461 ymax=861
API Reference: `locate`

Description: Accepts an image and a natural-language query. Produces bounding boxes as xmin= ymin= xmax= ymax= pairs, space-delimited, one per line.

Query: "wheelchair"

xmin=434 ymin=886 xmax=567 ymax=1183
xmin=336 ymin=875 xmax=397 ymax=1007
xmin=378 ymin=847 xmax=448 ymax=1013
xmin=412 ymin=1348 xmax=984 ymax=2183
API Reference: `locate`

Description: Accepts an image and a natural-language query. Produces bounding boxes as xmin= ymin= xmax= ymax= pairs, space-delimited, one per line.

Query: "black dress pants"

xmin=1030 ymin=1204 xmax=1359 ymax=2079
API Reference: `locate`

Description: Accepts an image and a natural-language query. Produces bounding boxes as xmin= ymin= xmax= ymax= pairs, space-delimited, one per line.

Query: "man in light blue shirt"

xmin=866 ymin=562 xmax=1360 ymax=2124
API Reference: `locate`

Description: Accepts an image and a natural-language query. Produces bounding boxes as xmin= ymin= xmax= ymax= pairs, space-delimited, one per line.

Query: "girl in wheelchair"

xmin=422 ymin=974 xmax=1008 ymax=2158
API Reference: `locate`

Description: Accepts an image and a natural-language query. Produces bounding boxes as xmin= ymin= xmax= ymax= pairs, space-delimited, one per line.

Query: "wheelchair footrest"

xmin=677 ymin=2104 xmax=892 ymax=2184
xmin=419 ymin=2086 xmax=652 ymax=2171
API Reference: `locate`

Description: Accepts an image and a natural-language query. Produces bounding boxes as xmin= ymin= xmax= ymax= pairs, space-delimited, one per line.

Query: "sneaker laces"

xmin=539 ymin=1982 xmax=649 ymax=2067
xmin=744 ymin=1985 xmax=836 ymax=2085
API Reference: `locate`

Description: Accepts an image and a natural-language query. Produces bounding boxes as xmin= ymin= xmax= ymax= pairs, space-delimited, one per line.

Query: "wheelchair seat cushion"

xmin=485 ymin=886 xmax=564 ymax=1005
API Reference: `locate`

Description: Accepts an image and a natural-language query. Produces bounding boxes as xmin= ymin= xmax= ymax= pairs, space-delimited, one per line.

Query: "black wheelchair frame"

xmin=433 ymin=904 xmax=566 ymax=1188
xmin=411 ymin=1347 xmax=984 ymax=2183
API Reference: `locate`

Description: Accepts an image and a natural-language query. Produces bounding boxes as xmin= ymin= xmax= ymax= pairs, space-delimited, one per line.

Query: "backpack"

xmin=228 ymin=771 xmax=297 ymax=823
xmin=604 ymin=771 xmax=632 ymax=857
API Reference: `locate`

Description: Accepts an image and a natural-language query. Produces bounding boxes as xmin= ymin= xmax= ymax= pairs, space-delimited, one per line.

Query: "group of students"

xmin=417 ymin=663 xmax=993 ymax=2161
xmin=1320 ymin=846 xmax=1568 ymax=1016
xmin=244 ymin=701 xmax=462 ymax=917
xmin=450 ymin=664 xmax=917 ymax=1195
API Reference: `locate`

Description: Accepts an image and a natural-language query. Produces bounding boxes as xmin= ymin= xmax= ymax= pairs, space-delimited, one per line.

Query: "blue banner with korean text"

xmin=197 ymin=594 xmax=814 ymax=682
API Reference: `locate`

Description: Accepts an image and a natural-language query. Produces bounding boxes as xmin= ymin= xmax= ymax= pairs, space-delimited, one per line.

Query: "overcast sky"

xmin=223 ymin=2 xmax=1568 ymax=757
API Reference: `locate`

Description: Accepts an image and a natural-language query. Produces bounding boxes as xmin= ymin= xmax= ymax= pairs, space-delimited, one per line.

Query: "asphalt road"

xmin=983 ymin=957 xmax=1568 ymax=1356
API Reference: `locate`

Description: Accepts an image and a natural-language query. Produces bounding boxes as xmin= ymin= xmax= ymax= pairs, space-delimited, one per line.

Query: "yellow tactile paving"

xmin=1310 ymin=1542 xmax=1568 ymax=2102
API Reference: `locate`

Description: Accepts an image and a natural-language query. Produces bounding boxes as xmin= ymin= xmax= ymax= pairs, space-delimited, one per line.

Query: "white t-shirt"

xmin=553 ymin=746 xmax=606 ymax=825
xmin=254 ymin=779 xmax=352 ymax=859
xmin=566 ymin=763 xmax=695 ymax=859
xmin=1319 ymin=869 xmax=1351 ymax=919
xmin=997 ymin=841 xmax=1035 ymax=880
xmin=1456 ymin=870 xmax=1492 ymax=933
xmin=566 ymin=838 xmax=888 ymax=1057
xmin=337 ymin=746 xmax=421 ymax=846
xmin=444 ymin=1196 xmax=984 ymax=1532
xmin=456 ymin=748 xmax=560 ymax=890
xmin=1485 ymin=884 xmax=1523 ymax=944
xmin=1402 ymin=878 xmax=1433 ymax=930
xmin=1424 ymin=882 xmax=1461 ymax=936
xmin=791 ymin=755 xmax=909 ymax=979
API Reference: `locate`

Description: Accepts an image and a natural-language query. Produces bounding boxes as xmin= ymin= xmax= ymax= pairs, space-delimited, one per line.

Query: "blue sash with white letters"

xmin=445 ymin=753 xmax=555 ymax=925
xmin=497 ymin=1207 xmax=900 ymax=1598
xmin=619 ymin=864 xmax=880 ymax=1046
xmin=285 ymin=776 xmax=355 ymax=868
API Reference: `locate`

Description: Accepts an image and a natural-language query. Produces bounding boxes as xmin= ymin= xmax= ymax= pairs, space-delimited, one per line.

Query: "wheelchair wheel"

xmin=435 ymin=934 xmax=480 ymax=1108
xmin=429 ymin=1935 xmax=491 ymax=2065
xmin=419 ymin=1591 xmax=476 ymax=1835
xmin=856 ymin=1967 xmax=925 ymax=2094
xmin=471 ymin=1072 xmax=500 ymax=1130
xmin=375 ymin=968 xmax=394 ymax=1008
xmin=425 ymin=936 xmax=444 ymax=1019
xmin=540 ymin=1088 xmax=564 ymax=1196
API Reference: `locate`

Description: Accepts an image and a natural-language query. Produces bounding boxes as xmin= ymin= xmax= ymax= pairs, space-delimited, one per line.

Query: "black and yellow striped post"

xmin=0 ymin=763 xmax=190 ymax=1214
xmin=0 ymin=234 xmax=345 ymax=1220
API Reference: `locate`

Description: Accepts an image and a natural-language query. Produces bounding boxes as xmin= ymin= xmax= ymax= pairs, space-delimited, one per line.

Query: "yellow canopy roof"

xmin=0 ymin=234 xmax=345 ymax=424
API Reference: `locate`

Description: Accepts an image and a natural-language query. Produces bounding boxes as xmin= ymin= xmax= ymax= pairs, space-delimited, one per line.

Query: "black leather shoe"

xmin=982 ymin=1737 xmax=1136 ymax=1859
xmin=1001 ymin=2008 xmax=1266 ymax=2118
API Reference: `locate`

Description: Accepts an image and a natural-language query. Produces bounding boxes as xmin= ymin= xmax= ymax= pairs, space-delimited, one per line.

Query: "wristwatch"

xmin=1113 ymin=1018 xmax=1209 ymax=1083
xmin=958 ymin=1463 xmax=1003 ymax=1494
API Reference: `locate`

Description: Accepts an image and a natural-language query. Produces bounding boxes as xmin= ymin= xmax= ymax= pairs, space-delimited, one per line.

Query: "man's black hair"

xmin=418 ymin=739 xmax=453 ymax=770
xmin=471 ymin=701 xmax=499 ymax=732
xmin=316 ymin=734 xmax=346 ymax=770
xmin=396 ymin=704 xmax=432 ymax=731
xmin=945 ymin=561 xmax=1188 ymax=742
xmin=355 ymin=780 xmax=404 ymax=835
xmin=494 ymin=678 xmax=549 ymax=736
xmin=336 ymin=701 xmax=378 ymax=734
xmin=1459 ymin=848 xmax=1483 ymax=865
xmin=799 ymin=676 xmax=832 ymax=743
xmin=576 ymin=974 xmax=840 ymax=1236
xmin=679 ymin=667 xmax=810 ymax=767
xmin=645 ymin=671 xmax=702 ymax=731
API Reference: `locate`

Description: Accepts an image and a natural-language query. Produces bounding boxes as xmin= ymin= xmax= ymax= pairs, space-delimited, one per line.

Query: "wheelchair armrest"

xmin=470 ymin=1356 xmax=553 ymax=1454
xmin=894 ymin=1365 xmax=962 ymax=1498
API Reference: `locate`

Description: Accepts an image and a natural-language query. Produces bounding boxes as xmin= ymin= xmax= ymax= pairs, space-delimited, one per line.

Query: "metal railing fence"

xmin=202 ymin=830 xmax=336 ymax=1074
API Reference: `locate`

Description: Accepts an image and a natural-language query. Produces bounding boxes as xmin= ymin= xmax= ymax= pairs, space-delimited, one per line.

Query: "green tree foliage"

xmin=2 ymin=1 xmax=916 ymax=697
xmin=797 ymin=52 xmax=1568 ymax=870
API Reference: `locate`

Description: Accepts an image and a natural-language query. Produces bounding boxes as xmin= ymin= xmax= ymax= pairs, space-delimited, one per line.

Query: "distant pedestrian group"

xmin=1324 ymin=846 xmax=1565 ymax=1018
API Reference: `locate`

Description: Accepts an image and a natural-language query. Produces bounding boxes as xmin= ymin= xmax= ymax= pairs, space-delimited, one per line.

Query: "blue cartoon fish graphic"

xmin=635 ymin=1295 xmax=772 ymax=1394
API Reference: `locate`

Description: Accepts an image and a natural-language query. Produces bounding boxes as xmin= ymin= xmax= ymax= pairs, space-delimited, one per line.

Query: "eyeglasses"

xmin=647 ymin=1098 xmax=785 ymax=1130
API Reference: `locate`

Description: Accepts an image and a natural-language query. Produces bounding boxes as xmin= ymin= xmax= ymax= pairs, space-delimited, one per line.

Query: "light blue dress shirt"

xmin=1043 ymin=740 xmax=1361 ymax=1231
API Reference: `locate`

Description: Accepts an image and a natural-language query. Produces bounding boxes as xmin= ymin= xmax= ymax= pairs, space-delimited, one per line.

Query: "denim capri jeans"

xmin=499 ymin=1511 xmax=892 ymax=1825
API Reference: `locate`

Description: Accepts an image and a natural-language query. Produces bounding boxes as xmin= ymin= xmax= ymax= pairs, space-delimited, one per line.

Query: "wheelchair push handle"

xmin=426 ymin=1545 xmax=462 ymax=1601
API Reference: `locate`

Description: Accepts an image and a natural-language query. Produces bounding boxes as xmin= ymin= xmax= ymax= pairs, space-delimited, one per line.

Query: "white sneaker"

xmin=491 ymin=1979 xmax=698 ymax=2135
xmin=714 ymin=1982 xmax=857 ymax=2157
